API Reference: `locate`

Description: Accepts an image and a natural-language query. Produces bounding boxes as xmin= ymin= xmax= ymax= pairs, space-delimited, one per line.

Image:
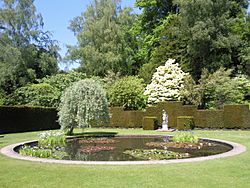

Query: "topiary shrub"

xmin=108 ymin=76 xmax=147 ymax=110
xmin=144 ymin=59 xmax=188 ymax=104
xmin=58 ymin=79 xmax=110 ymax=135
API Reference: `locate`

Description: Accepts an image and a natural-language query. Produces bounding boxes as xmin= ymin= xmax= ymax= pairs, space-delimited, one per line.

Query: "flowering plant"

xmin=144 ymin=59 xmax=188 ymax=104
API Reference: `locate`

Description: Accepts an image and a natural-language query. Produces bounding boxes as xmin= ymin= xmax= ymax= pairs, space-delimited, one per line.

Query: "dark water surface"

xmin=62 ymin=136 xmax=232 ymax=161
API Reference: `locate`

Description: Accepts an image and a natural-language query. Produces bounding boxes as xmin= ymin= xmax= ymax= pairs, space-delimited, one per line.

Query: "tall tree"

xmin=133 ymin=0 xmax=177 ymax=68
xmin=0 ymin=0 xmax=59 ymax=93
xmin=137 ymin=0 xmax=250 ymax=82
xmin=67 ymin=0 xmax=136 ymax=76
xmin=168 ymin=0 xmax=249 ymax=79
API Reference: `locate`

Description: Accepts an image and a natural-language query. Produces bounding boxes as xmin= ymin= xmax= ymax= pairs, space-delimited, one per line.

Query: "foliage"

xmin=38 ymin=131 xmax=66 ymax=149
xmin=38 ymin=71 xmax=87 ymax=93
xmin=79 ymin=146 xmax=115 ymax=153
xmin=0 ymin=90 xmax=6 ymax=105
xmin=58 ymin=79 xmax=110 ymax=135
xmin=171 ymin=0 xmax=249 ymax=79
xmin=144 ymin=59 xmax=188 ymax=104
xmin=202 ymin=69 xmax=250 ymax=109
xmin=6 ymin=83 xmax=60 ymax=107
xmin=140 ymin=14 xmax=190 ymax=83
xmin=19 ymin=145 xmax=67 ymax=159
xmin=180 ymin=75 xmax=202 ymax=106
xmin=102 ymin=70 xmax=121 ymax=89
xmin=6 ymin=71 xmax=87 ymax=108
xmin=108 ymin=76 xmax=147 ymax=110
xmin=124 ymin=149 xmax=189 ymax=160
xmin=133 ymin=0 xmax=177 ymax=70
xmin=172 ymin=132 xmax=199 ymax=144
xmin=0 ymin=0 xmax=59 ymax=93
xmin=146 ymin=140 xmax=211 ymax=149
xmin=135 ymin=0 xmax=250 ymax=80
xmin=181 ymin=68 xmax=250 ymax=109
xmin=19 ymin=145 xmax=53 ymax=158
xmin=78 ymin=137 xmax=116 ymax=144
xmin=19 ymin=131 xmax=67 ymax=159
xmin=67 ymin=0 xmax=137 ymax=76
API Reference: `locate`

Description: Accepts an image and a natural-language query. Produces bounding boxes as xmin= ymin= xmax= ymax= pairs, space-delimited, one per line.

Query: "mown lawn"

xmin=0 ymin=128 xmax=250 ymax=188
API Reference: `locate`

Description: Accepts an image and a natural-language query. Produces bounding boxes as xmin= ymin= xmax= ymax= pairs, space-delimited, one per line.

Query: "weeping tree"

xmin=58 ymin=79 xmax=110 ymax=135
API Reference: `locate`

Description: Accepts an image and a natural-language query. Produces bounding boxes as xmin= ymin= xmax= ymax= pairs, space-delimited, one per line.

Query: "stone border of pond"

xmin=0 ymin=135 xmax=246 ymax=165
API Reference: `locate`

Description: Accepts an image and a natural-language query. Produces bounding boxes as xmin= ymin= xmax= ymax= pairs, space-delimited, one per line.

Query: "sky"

xmin=34 ymin=0 xmax=137 ymax=69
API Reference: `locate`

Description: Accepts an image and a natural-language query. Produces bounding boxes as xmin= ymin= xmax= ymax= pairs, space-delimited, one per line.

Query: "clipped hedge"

xmin=109 ymin=102 xmax=250 ymax=129
xmin=177 ymin=116 xmax=195 ymax=130
xmin=143 ymin=117 xmax=158 ymax=130
xmin=0 ymin=106 xmax=59 ymax=134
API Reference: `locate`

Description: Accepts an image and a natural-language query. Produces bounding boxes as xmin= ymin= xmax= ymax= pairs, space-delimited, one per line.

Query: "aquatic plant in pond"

xmin=79 ymin=146 xmax=115 ymax=153
xmin=19 ymin=131 xmax=67 ymax=159
xmin=123 ymin=149 xmax=189 ymax=160
xmin=19 ymin=145 xmax=67 ymax=159
xmin=78 ymin=138 xmax=116 ymax=144
xmin=173 ymin=132 xmax=199 ymax=143
xmin=146 ymin=140 xmax=214 ymax=149
xmin=38 ymin=131 xmax=66 ymax=148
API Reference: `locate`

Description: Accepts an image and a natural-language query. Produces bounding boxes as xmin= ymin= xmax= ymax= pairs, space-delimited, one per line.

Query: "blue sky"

xmin=34 ymin=0 xmax=137 ymax=69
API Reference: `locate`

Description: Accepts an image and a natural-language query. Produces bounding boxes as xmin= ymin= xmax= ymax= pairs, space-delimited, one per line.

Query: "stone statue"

xmin=162 ymin=109 xmax=168 ymax=130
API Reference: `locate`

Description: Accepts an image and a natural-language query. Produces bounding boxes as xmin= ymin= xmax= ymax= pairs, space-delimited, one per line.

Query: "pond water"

xmin=57 ymin=136 xmax=233 ymax=161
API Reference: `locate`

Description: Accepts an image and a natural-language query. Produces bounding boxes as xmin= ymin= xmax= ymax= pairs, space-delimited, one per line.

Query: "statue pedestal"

xmin=162 ymin=124 xmax=168 ymax=131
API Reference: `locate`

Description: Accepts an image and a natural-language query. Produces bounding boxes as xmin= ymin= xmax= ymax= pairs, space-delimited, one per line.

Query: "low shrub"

xmin=108 ymin=76 xmax=147 ymax=110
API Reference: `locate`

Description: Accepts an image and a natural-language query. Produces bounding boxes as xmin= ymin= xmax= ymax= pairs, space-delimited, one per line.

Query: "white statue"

xmin=162 ymin=109 xmax=168 ymax=130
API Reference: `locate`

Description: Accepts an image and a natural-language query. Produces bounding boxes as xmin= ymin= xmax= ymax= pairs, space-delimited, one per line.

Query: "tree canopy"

xmin=136 ymin=0 xmax=250 ymax=81
xmin=0 ymin=0 xmax=59 ymax=93
xmin=67 ymin=0 xmax=137 ymax=77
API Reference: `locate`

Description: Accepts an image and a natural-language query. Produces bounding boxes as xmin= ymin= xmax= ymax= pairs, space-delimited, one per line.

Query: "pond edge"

xmin=0 ymin=135 xmax=246 ymax=165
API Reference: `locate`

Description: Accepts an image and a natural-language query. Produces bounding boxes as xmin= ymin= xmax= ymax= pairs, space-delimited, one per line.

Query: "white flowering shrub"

xmin=144 ymin=59 xmax=188 ymax=104
xmin=58 ymin=79 xmax=110 ymax=135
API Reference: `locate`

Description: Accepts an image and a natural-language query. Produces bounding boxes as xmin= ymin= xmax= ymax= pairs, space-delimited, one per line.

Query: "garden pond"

xmin=15 ymin=135 xmax=233 ymax=161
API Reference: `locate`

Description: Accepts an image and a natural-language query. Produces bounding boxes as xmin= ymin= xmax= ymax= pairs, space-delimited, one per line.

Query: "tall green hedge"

xmin=0 ymin=106 xmax=59 ymax=134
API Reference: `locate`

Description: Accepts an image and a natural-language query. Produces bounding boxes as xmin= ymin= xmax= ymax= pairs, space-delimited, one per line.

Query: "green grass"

xmin=1 ymin=128 xmax=250 ymax=188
